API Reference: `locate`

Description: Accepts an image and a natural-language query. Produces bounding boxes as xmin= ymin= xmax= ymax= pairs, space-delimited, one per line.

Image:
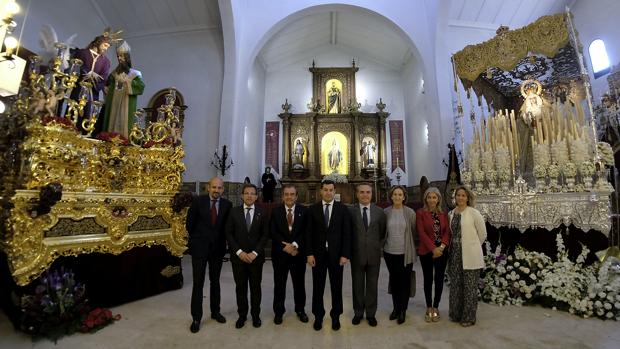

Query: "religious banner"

xmin=265 ymin=121 xmax=280 ymax=172
xmin=389 ymin=120 xmax=406 ymax=173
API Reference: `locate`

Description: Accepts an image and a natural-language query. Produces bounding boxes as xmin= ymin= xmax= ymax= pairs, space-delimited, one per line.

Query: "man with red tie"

xmin=186 ymin=177 xmax=231 ymax=333
xmin=270 ymin=184 xmax=308 ymax=324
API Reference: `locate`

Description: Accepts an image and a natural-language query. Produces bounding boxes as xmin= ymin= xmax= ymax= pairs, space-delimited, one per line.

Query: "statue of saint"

xmin=328 ymin=138 xmax=342 ymax=172
xmin=292 ymin=138 xmax=305 ymax=169
xmin=360 ymin=140 xmax=376 ymax=168
xmin=327 ymin=82 xmax=341 ymax=114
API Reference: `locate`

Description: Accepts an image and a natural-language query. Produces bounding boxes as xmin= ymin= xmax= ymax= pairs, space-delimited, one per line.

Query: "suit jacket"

xmin=185 ymin=195 xmax=232 ymax=258
xmin=225 ymin=205 xmax=269 ymax=264
xmin=305 ymin=200 xmax=352 ymax=264
xmin=348 ymin=204 xmax=387 ymax=266
xmin=270 ymin=204 xmax=307 ymax=258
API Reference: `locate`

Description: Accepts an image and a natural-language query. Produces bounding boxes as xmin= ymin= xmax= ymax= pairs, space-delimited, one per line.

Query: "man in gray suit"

xmin=349 ymin=183 xmax=387 ymax=327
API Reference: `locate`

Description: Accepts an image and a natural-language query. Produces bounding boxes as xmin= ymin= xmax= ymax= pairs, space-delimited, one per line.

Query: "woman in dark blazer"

xmin=416 ymin=187 xmax=450 ymax=322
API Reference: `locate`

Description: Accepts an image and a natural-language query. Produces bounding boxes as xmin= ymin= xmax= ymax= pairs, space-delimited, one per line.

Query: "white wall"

xmin=571 ymin=0 xmax=620 ymax=101
xmin=128 ymin=30 xmax=224 ymax=182
xmin=244 ymin=59 xmax=266 ymax=184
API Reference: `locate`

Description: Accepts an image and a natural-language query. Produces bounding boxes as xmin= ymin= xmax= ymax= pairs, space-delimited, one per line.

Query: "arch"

xmin=589 ymin=39 xmax=611 ymax=79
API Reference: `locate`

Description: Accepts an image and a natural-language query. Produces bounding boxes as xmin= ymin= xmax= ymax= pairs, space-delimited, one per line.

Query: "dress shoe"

xmin=397 ymin=311 xmax=406 ymax=324
xmin=331 ymin=317 xmax=341 ymax=331
xmin=211 ymin=312 xmax=227 ymax=324
xmin=389 ymin=309 xmax=398 ymax=320
xmin=296 ymin=311 xmax=309 ymax=323
xmin=313 ymin=318 xmax=323 ymax=331
xmin=189 ymin=320 xmax=200 ymax=333
xmin=367 ymin=317 xmax=378 ymax=327
xmin=274 ymin=314 xmax=283 ymax=325
xmin=235 ymin=317 xmax=246 ymax=329
xmin=352 ymin=315 xmax=362 ymax=325
xmin=252 ymin=317 xmax=262 ymax=328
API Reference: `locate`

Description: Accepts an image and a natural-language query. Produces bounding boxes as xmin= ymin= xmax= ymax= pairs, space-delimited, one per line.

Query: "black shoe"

xmin=211 ymin=312 xmax=227 ymax=324
xmin=313 ymin=318 xmax=323 ymax=331
xmin=274 ymin=314 xmax=283 ymax=325
xmin=235 ymin=317 xmax=246 ymax=329
xmin=397 ymin=311 xmax=406 ymax=324
xmin=296 ymin=311 xmax=309 ymax=323
xmin=352 ymin=315 xmax=362 ymax=325
xmin=367 ymin=317 xmax=377 ymax=327
xmin=190 ymin=320 xmax=200 ymax=333
xmin=331 ymin=317 xmax=340 ymax=331
xmin=252 ymin=317 xmax=262 ymax=328
xmin=389 ymin=309 xmax=398 ymax=320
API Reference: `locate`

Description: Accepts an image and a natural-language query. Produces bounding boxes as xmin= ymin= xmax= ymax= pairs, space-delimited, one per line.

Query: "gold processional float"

xmin=0 ymin=47 xmax=189 ymax=286
xmin=451 ymin=13 xmax=614 ymax=233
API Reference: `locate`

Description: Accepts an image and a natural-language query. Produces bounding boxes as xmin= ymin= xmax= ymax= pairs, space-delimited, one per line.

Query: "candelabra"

xmin=129 ymin=88 xmax=181 ymax=146
xmin=211 ymin=145 xmax=233 ymax=176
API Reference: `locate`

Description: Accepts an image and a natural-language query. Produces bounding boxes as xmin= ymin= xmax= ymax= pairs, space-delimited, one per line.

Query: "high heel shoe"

xmin=425 ymin=308 xmax=432 ymax=323
xmin=432 ymin=308 xmax=440 ymax=322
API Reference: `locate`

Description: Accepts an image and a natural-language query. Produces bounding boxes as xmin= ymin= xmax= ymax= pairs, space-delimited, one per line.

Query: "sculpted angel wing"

xmin=38 ymin=24 xmax=58 ymax=65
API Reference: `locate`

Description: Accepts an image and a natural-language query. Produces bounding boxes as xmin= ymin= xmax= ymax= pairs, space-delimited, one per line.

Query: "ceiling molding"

xmin=123 ymin=24 xmax=220 ymax=40
xmin=448 ymin=19 xmax=498 ymax=31
xmin=89 ymin=0 xmax=110 ymax=27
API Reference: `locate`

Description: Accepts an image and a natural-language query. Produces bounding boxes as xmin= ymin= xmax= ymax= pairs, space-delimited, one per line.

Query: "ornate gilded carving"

xmin=453 ymin=14 xmax=569 ymax=82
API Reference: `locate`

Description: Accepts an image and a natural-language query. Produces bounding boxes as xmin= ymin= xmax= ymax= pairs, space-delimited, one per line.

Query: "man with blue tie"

xmin=270 ymin=184 xmax=308 ymax=324
xmin=226 ymin=184 xmax=269 ymax=329
xmin=349 ymin=183 xmax=386 ymax=327
xmin=305 ymin=180 xmax=352 ymax=331
xmin=186 ymin=177 xmax=231 ymax=333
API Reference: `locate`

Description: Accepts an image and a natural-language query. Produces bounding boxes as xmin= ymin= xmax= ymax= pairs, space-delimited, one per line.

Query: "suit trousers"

xmin=231 ymin=260 xmax=264 ymax=319
xmin=383 ymin=252 xmax=413 ymax=312
xmin=351 ymin=262 xmax=380 ymax=317
xmin=311 ymin=256 xmax=343 ymax=319
xmin=191 ymin=254 xmax=224 ymax=321
xmin=272 ymin=253 xmax=306 ymax=315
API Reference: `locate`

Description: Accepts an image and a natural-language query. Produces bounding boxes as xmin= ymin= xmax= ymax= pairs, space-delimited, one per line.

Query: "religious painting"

xmin=291 ymin=137 xmax=307 ymax=169
xmin=321 ymin=131 xmax=348 ymax=175
xmin=360 ymin=136 xmax=377 ymax=169
xmin=325 ymin=79 xmax=342 ymax=114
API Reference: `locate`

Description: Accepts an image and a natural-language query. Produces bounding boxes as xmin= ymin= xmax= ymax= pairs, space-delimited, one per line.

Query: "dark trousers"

xmin=383 ymin=252 xmax=413 ymax=312
xmin=190 ymin=254 xmax=223 ymax=321
xmin=351 ymin=262 xmax=380 ymax=317
xmin=231 ymin=260 xmax=264 ymax=319
xmin=419 ymin=252 xmax=448 ymax=308
xmin=311 ymin=257 xmax=343 ymax=319
xmin=272 ymin=252 xmax=306 ymax=315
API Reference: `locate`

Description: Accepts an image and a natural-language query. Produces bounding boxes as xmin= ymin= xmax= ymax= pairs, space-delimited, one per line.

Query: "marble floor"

xmin=1 ymin=256 xmax=618 ymax=349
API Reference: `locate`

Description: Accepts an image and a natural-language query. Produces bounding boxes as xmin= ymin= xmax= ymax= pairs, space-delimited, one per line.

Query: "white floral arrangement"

xmin=480 ymin=232 xmax=620 ymax=320
xmin=322 ymin=173 xmax=348 ymax=183
xmin=551 ymin=141 xmax=569 ymax=165
xmin=580 ymin=161 xmax=596 ymax=177
xmin=547 ymin=164 xmax=560 ymax=178
xmin=533 ymin=144 xmax=550 ymax=166
xmin=569 ymin=139 xmax=588 ymax=164
xmin=562 ymin=162 xmax=577 ymax=177
xmin=497 ymin=169 xmax=511 ymax=183
xmin=461 ymin=170 xmax=472 ymax=184
xmin=474 ymin=170 xmax=485 ymax=182
xmin=533 ymin=164 xmax=547 ymax=178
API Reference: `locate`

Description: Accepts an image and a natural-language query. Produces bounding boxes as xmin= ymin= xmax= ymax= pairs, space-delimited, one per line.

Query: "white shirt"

xmin=322 ymin=200 xmax=334 ymax=224
xmin=285 ymin=204 xmax=299 ymax=249
xmin=236 ymin=204 xmax=258 ymax=257
xmin=359 ymin=204 xmax=371 ymax=225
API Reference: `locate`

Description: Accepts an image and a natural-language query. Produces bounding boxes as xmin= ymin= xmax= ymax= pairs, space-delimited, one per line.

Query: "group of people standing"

xmin=185 ymin=177 xmax=487 ymax=333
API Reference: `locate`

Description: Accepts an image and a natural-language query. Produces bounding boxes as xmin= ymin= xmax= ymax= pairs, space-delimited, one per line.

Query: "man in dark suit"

xmin=226 ymin=184 xmax=269 ymax=329
xmin=305 ymin=180 xmax=351 ymax=331
xmin=271 ymin=184 xmax=308 ymax=325
xmin=348 ymin=183 xmax=387 ymax=327
xmin=186 ymin=177 xmax=231 ymax=333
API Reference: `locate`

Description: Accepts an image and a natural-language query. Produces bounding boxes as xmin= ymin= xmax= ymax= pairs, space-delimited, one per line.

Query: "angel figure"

xmin=38 ymin=24 xmax=77 ymax=71
xmin=44 ymin=88 xmax=65 ymax=116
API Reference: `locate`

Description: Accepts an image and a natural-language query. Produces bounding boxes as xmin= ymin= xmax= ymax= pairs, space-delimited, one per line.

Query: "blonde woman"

xmin=448 ymin=186 xmax=487 ymax=327
xmin=383 ymin=186 xmax=417 ymax=324
xmin=416 ymin=187 xmax=450 ymax=322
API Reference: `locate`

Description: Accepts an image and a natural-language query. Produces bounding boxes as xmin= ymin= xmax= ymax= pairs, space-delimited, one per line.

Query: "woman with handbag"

xmin=416 ymin=187 xmax=450 ymax=323
xmin=383 ymin=185 xmax=417 ymax=324
xmin=448 ymin=185 xmax=487 ymax=327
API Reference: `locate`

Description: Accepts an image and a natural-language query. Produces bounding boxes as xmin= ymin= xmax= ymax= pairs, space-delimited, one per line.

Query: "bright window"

xmin=589 ymin=39 xmax=611 ymax=79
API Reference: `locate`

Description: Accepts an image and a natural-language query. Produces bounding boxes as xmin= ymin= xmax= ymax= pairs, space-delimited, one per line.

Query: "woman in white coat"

xmin=448 ymin=185 xmax=486 ymax=327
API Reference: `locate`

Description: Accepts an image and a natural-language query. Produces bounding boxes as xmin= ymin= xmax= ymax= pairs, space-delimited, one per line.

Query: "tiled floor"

xmin=1 ymin=256 xmax=618 ymax=348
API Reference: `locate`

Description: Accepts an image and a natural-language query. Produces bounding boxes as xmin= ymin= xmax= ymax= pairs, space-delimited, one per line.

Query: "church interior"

xmin=1 ymin=0 xmax=620 ymax=347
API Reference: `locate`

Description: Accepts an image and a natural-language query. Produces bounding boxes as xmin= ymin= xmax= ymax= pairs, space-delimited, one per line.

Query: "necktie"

xmin=363 ymin=207 xmax=369 ymax=230
xmin=324 ymin=203 xmax=330 ymax=227
xmin=287 ymin=208 xmax=293 ymax=231
xmin=210 ymin=200 xmax=217 ymax=225
xmin=245 ymin=207 xmax=252 ymax=230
